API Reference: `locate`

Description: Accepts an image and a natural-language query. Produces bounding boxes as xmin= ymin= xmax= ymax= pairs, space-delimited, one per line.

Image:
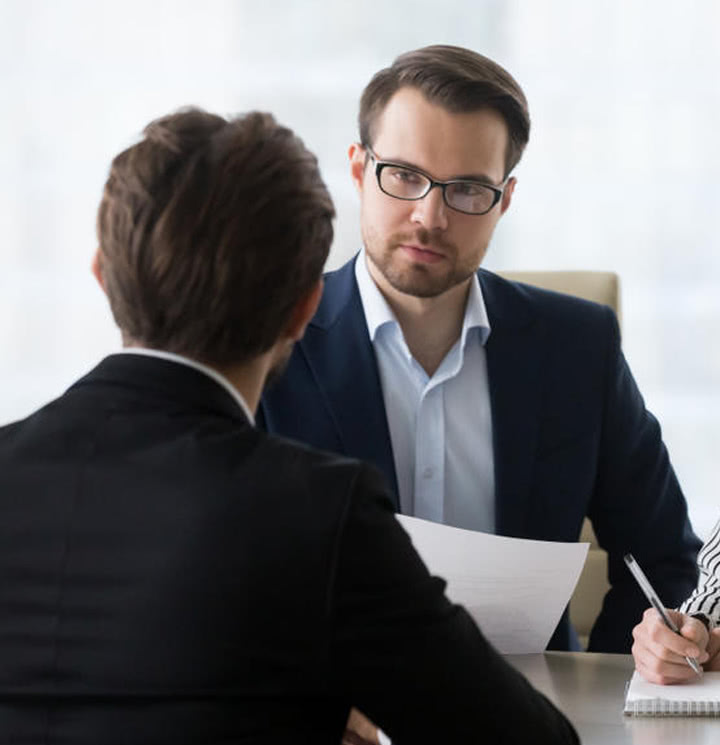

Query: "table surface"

xmin=507 ymin=651 xmax=720 ymax=745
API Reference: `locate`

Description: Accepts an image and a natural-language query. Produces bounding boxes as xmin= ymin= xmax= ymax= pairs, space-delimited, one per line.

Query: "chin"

xmin=386 ymin=265 xmax=471 ymax=299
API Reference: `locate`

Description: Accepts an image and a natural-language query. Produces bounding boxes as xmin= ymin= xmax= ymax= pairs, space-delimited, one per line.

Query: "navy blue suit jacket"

xmin=261 ymin=257 xmax=701 ymax=652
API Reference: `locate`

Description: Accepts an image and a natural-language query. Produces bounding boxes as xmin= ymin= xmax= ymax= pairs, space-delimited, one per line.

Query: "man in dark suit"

xmin=0 ymin=108 xmax=578 ymax=743
xmin=260 ymin=44 xmax=701 ymax=654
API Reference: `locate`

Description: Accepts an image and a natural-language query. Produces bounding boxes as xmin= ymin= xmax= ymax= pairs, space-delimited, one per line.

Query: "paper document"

xmin=396 ymin=515 xmax=589 ymax=653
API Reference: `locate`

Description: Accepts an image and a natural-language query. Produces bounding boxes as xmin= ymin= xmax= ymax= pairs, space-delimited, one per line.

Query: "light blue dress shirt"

xmin=355 ymin=253 xmax=495 ymax=533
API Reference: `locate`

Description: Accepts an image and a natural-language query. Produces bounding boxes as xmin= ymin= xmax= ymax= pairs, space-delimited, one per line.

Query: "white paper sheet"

xmin=396 ymin=514 xmax=589 ymax=653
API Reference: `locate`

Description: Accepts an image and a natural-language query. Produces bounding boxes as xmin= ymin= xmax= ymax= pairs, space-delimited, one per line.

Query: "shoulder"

xmin=478 ymin=269 xmax=619 ymax=337
xmin=251 ymin=429 xmax=393 ymax=511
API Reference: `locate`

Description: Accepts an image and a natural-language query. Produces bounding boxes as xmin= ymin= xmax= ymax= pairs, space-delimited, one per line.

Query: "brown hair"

xmin=96 ymin=108 xmax=334 ymax=365
xmin=359 ymin=45 xmax=530 ymax=176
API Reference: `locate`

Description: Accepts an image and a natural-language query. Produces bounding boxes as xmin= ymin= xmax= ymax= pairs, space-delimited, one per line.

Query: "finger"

xmin=707 ymin=628 xmax=720 ymax=655
xmin=678 ymin=617 xmax=710 ymax=651
xmin=636 ymin=662 xmax=696 ymax=685
xmin=704 ymin=630 xmax=720 ymax=670
xmin=664 ymin=610 xmax=708 ymax=656
xmin=706 ymin=652 xmax=720 ymax=672
xmin=635 ymin=659 xmax=697 ymax=685
xmin=641 ymin=611 xmax=704 ymax=659
xmin=647 ymin=633 xmax=702 ymax=664
xmin=645 ymin=634 xmax=701 ymax=668
xmin=632 ymin=637 xmax=700 ymax=683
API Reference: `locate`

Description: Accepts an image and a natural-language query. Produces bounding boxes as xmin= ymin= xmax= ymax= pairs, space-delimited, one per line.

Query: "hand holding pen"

xmin=626 ymin=553 xmax=709 ymax=684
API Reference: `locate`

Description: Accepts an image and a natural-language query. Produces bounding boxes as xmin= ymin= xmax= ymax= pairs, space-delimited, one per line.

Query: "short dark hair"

xmin=96 ymin=108 xmax=334 ymax=365
xmin=359 ymin=45 xmax=530 ymax=177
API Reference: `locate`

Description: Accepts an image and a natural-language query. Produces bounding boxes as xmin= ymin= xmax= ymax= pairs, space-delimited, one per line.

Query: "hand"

xmin=341 ymin=708 xmax=380 ymax=745
xmin=632 ymin=607 xmax=709 ymax=684
xmin=703 ymin=628 xmax=720 ymax=671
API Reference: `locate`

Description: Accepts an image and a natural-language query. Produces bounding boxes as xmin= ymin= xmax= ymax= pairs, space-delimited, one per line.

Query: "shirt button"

xmin=422 ymin=466 xmax=434 ymax=479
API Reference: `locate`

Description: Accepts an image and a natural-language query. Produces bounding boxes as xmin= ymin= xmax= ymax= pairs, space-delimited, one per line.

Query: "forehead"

xmin=372 ymin=86 xmax=508 ymax=182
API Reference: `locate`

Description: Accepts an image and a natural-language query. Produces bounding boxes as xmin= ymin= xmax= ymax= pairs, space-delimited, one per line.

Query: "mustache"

xmin=391 ymin=229 xmax=455 ymax=253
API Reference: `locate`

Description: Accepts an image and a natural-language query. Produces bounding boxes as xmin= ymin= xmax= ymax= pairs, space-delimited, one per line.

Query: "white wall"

xmin=1 ymin=0 xmax=718 ymax=535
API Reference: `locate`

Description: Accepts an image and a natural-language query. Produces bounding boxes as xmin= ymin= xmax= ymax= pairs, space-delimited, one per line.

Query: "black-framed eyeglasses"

xmin=364 ymin=146 xmax=505 ymax=216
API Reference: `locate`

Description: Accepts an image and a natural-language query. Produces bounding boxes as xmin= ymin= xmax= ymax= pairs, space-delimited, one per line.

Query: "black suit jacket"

xmin=0 ymin=354 xmax=577 ymax=744
xmin=260 ymin=257 xmax=701 ymax=652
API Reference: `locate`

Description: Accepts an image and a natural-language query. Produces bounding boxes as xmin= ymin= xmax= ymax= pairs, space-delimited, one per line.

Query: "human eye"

xmin=378 ymin=163 xmax=428 ymax=198
xmin=446 ymin=182 xmax=497 ymax=213
xmin=453 ymin=181 xmax=485 ymax=196
xmin=387 ymin=166 xmax=423 ymax=185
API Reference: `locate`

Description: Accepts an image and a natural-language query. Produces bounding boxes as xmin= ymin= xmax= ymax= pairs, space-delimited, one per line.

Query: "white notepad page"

xmin=625 ymin=670 xmax=720 ymax=716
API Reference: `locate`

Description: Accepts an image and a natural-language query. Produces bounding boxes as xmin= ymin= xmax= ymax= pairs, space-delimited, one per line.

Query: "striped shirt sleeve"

xmin=679 ymin=518 xmax=720 ymax=624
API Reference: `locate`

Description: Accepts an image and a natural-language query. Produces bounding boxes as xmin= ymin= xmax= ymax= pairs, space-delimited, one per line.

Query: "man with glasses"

xmin=261 ymin=45 xmax=700 ymax=655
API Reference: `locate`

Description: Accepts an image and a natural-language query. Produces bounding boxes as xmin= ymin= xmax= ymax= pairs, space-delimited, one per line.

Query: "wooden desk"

xmin=507 ymin=652 xmax=720 ymax=745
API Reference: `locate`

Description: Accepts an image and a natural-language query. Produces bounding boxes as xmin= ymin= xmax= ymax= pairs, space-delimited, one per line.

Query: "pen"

xmin=624 ymin=553 xmax=702 ymax=676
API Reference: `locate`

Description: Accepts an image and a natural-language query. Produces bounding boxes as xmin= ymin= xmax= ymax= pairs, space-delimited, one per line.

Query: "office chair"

xmin=496 ymin=269 xmax=621 ymax=649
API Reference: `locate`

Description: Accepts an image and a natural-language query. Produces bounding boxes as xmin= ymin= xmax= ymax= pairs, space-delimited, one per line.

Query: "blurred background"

xmin=1 ymin=0 xmax=718 ymax=535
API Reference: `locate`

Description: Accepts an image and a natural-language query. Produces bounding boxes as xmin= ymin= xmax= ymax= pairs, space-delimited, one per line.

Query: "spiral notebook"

xmin=624 ymin=670 xmax=720 ymax=716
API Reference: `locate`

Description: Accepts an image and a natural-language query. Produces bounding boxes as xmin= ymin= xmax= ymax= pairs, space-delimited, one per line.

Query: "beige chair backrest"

xmin=495 ymin=270 xmax=620 ymax=649
xmin=496 ymin=270 xmax=622 ymax=327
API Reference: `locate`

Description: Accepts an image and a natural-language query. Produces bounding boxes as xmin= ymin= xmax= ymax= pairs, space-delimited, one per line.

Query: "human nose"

xmin=410 ymin=184 xmax=448 ymax=231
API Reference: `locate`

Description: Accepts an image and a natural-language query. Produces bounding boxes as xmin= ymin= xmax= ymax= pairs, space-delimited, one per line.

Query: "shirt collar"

xmin=461 ymin=269 xmax=492 ymax=347
xmin=117 ymin=347 xmax=255 ymax=425
xmin=354 ymin=249 xmax=491 ymax=346
xmin=355 ymin=250 xmax=398 ymax=341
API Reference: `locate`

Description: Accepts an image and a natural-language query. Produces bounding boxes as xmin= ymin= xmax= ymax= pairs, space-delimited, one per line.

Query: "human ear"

xmin=91 ymin=248 xmax=107 ymax=293
xmin=348 ymin=143 xmax=367 ymax=193
xmin=500 ymin=176 xmax=516 ymax=215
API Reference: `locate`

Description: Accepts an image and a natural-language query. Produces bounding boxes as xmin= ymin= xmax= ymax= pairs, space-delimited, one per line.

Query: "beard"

xmin=363 ymin=226 xmax=479 ymax=298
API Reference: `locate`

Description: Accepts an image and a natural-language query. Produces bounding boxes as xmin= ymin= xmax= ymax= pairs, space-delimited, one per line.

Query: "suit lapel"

xmin=299 ymin=259 xmax=399 ymax=505
xmin=479 ymin=271 xmax=545 ymax=538
xmin=298 ymin=263 xmax=546 ymax=521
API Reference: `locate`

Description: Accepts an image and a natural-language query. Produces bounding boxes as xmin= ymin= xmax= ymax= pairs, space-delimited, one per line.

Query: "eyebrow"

xmin=378 ymin=154 xmax=500 ymax=186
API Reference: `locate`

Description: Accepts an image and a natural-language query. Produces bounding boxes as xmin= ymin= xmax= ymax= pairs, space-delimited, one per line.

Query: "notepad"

xmin=624 ymin=670 xmax=720 ymax=716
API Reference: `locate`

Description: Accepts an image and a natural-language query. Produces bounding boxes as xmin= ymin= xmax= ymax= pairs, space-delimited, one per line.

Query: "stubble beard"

xmin=363 ymin=226 xmax=477 ymax=299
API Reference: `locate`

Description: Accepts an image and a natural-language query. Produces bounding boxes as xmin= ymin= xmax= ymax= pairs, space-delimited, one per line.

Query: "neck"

xmin=367 ymin=262 xmax=472 ymax=377
xmin=122 ymin=337 xmax=271 ymax=415
xmin=211 ymin=356 xmax=272 ymax=415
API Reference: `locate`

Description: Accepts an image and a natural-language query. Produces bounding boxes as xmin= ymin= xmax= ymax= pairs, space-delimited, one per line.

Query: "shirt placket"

xmin=413 ymin=383 xmax=445 ymax=523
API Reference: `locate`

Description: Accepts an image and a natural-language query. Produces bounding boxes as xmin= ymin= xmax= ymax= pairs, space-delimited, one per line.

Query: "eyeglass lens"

xmin=378 ymin=164 xmax=498 ymax=214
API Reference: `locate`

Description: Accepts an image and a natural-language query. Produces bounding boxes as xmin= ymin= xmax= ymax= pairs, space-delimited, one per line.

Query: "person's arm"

xmin=586 ymin=309 xmax=702 ymax=652
xmin=678 ymin=519 xmax=720 ymax=628
xmin=329 ymin=465 xmax=578 ymax=745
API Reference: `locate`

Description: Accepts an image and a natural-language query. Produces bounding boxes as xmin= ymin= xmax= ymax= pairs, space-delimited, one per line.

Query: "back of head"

xmin=96 ymin=108 xmax=335 ymax=366
xmin=359 ymin=44 xmax=530 ymax=177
